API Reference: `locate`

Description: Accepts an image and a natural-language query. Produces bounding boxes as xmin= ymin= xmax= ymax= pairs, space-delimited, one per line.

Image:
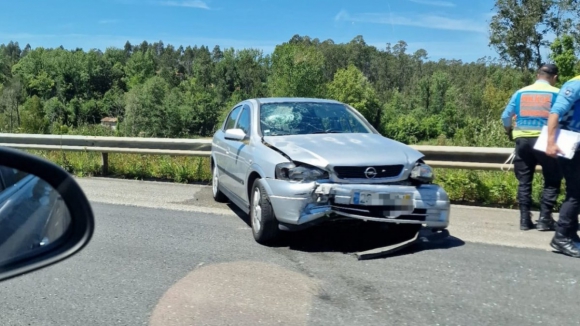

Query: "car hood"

xmin=262 ymin=133 xmax=424 ymax=168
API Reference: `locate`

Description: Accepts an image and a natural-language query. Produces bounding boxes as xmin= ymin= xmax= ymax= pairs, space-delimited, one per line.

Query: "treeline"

xmin=1 ymin=1 xmax=580 ymax=148
xmin=0 ymin=36 xmax=523 ymax=146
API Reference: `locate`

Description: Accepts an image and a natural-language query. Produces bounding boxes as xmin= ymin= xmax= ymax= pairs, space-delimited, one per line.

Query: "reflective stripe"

xmin=513 ymin=129 xmax=541 ymax=138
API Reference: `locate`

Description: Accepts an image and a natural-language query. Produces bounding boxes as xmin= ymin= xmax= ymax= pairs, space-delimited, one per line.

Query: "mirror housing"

xmin=0 ymin=146 xmax=94 ymax=282
xmin=224 ymin=128 xmax=246 ymax=141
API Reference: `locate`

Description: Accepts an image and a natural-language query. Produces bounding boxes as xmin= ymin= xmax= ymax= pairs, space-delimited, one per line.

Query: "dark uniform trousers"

xmin=556 ymin=151 xmax=580 ymax=236
xmin=513 ymin=137 xmax=562 ymax=218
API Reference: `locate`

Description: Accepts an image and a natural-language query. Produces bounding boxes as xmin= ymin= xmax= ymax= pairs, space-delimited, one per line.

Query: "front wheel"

xmin=250 ymin=179 xmax=281 ymax=245
xmin=212 ymin=163 xmax=228 ymax=203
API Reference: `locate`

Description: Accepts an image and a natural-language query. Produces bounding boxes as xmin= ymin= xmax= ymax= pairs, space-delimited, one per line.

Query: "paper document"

xmin=534 ymin=125 xmax=580 ymax=159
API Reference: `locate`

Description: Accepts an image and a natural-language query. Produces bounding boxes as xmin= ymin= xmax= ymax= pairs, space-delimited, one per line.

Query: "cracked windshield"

xmin=1 ymin=0 xmax=580 ymax=325
xmin=260 ymin=102 xmax=372 ymax=136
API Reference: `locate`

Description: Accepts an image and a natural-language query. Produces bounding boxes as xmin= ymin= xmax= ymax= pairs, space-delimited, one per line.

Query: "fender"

xmin=248 ymin=163 xmax=274 ymax=197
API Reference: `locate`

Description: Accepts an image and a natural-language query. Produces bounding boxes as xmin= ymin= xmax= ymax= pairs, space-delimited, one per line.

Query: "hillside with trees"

xmin=0 ymin=35 xmax=562 ymax=146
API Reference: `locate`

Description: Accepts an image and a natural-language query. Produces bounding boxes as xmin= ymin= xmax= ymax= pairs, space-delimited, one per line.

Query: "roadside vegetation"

xmin=2 ymin=0 xmax=580 ymax=209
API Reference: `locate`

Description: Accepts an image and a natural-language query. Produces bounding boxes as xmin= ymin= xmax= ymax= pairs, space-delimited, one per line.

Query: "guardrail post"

xmin=101 ymin=152 xmax=109 ymax=175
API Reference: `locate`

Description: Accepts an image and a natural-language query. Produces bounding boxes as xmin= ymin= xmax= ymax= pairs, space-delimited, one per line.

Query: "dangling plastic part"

xmin=501 ymin=150 xmax=516 ymax=172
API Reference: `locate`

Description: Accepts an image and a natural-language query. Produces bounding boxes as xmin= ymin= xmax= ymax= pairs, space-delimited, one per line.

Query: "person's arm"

xmin=501 ymin=92 xmax=518 ymax=141
xmin=501 ymin=92 xmax=518 ymax=133
xmin=546 ymin=80 xmax=580 ymax=157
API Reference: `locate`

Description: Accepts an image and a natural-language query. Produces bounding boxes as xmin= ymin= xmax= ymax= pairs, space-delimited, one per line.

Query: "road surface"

xmin=0 ymin=177 xmax=578 ymax=326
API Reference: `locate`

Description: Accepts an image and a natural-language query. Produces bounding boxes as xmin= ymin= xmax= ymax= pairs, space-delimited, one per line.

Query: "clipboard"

xmin=533 ymin=125 xmax=580 ymax=159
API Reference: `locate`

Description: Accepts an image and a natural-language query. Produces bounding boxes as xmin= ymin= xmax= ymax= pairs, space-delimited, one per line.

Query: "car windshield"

xmin=259 ymin=102 xmax=373 ymax=136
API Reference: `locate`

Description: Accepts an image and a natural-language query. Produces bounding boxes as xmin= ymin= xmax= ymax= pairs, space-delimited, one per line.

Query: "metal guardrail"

xmin=0 ymin=133 xmax=522 ymax=174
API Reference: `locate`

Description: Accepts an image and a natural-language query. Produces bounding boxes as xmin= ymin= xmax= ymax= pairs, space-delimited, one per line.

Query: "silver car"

xmin=211 ymin=98 xmax=451 ymax=245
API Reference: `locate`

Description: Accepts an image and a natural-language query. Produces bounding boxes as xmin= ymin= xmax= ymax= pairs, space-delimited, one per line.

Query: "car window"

xmin=224 ymin=105 xmax=243 ymax=131
xmin=0 ymin=166 xmax=28 ymax=191
xmin=259 ymin=102 xmax=372 ymax=136
xmin=235 ymin=105 xmax=251 ymax=135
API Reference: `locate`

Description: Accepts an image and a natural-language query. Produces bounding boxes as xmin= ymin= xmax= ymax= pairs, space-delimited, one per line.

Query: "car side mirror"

xmin=0 ymin=146 xmax=94 ymax=283
xmin=224 ymin=128 xmax=246 ymax=141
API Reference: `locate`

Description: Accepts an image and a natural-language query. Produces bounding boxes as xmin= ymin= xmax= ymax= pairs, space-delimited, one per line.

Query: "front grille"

xmin=333 ymin=165 xmax=404 ymax=179
xmin=331 ymin=205 xmax=427 ymax=220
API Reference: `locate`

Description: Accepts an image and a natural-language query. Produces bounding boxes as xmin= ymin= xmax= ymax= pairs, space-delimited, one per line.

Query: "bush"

xmin=435 ymin=168 xmax=566 ymax=211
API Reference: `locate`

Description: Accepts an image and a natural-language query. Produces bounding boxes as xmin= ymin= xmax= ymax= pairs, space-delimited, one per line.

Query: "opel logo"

xmin=364 ymin=167 xmax=377 ymax=179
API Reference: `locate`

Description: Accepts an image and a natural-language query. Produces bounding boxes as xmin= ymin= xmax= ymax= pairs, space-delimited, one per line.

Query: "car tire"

xmin=211 ymin=162 xmax=228 ymax=203
xmin=250 ymin=178 xmax=281 ymax=245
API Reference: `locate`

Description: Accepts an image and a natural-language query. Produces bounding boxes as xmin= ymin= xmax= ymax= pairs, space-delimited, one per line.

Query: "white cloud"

xmin=158 ymin=0 xmax=210 ymax=9
xmin=409 ymin=0 xmax=455 ymax=7
xmin=335 ymin=10 xmax=487 ymax=33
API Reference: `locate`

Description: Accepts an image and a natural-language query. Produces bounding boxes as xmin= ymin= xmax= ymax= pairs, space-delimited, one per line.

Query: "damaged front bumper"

xmin=263 ymin=179 xmax=450 ymax=231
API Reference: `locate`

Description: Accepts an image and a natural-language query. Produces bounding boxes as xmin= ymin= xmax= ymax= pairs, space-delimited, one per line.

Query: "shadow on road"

xmin=282 ymin=223 xmax=465 ymax=258
xmin=227 ymin=203 xmax=464 ymax=258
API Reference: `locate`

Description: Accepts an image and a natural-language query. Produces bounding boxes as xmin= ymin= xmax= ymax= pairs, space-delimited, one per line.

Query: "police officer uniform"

xmin=501 ymin=64 xmax=563 ymax=231
xmin=547 ymin=74 xmax=580 ymax=257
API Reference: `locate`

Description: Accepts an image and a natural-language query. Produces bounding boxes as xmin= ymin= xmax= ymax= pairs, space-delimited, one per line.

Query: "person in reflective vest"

xmin=545 ymin=74 xmax=580 ymax=258
xmin=501 ymin=63 xmax=563 ymax=231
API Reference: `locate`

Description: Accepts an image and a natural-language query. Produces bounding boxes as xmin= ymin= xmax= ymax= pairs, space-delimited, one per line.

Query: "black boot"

xmin=536 ymin=214 xmax=556 ymax=231
xmin=520 ymin=212 xmax=534 ymax=231
xmin=550 ymin=232 xmax=580 ymax=258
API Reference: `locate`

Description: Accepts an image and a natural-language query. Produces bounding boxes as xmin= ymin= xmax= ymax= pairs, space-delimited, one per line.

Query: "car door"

xmin=216 ymin=105 xmax=243 ymax=192
xmin=229 ymin=104 xmax=254 ymax=202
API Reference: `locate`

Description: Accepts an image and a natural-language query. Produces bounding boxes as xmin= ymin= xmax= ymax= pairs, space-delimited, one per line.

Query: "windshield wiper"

xmin=310 ymin=130 xmax=343 ymax=134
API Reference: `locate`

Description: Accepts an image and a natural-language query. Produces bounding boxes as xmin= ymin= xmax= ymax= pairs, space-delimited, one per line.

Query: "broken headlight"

xmin=275 ymin=162 xmax=328 ymax=182
xmin=410 ymin=162 xmax=434 ymax=183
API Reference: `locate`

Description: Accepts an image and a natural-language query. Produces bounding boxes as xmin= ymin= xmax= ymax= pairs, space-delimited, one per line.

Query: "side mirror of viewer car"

xmin=0 ymin=146 xmax=94 ymax=282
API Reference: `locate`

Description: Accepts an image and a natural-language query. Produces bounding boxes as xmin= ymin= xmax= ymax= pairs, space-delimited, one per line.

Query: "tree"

xmin=546 ymin=0 xmax=580 ymax=41
xmin=124 ymin=76 xmax=169 ymax=137
xmin=268 ymin=43 xmax=326 ymax=98
xmin=489 ymin=0 xmax=555 ymax=71
xmin=550 ymin=34 xmax=580 ymax=84
xmin=0 ymin=77 xmax=23 ymax=131
xmin=20 ymin=95 xmax=49 ymax=133
xmin=326 ymin=64 xmax=382 ymax=128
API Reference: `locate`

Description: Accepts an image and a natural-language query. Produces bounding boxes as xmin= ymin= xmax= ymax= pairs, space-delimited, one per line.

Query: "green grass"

xmin=26 ymin=150 xmax=212 ymax=184
xmin=21 ymin=149 xmax=566 ymax=211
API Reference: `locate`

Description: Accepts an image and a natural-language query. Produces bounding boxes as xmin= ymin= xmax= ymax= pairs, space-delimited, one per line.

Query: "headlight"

xmin=275 ymin=162 xmax=328 ymax=182
xmin=410 ymin=162 xmax=434 ymax=183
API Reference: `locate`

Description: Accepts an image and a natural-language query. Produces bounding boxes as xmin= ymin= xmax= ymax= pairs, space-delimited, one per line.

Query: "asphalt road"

xmin=0 ymin=178 xmax=579 ymax=326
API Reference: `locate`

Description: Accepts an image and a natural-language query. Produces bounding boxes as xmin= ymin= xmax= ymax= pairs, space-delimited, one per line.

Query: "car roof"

xmin=254 ymin=97 xmax=344 ymax=105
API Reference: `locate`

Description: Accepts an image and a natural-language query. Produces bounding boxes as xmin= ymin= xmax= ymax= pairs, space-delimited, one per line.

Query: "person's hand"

xmin=546 ymin=141 xmax=563 ymax=158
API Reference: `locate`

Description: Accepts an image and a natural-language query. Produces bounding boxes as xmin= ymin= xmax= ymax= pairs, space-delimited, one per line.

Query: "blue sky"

xmin=0 ymin=0 xmax=507 ymax=62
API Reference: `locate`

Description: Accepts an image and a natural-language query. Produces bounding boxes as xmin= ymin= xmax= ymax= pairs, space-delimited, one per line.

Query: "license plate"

xmin=351 ymin=191 xmax=413 ymax=206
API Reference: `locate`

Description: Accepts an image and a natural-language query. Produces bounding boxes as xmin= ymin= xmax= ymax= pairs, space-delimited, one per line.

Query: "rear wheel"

xmin=212 ymin=163 xmax=228 ymax=203
xmin=250 ymin=179 xmax=281 ymax=245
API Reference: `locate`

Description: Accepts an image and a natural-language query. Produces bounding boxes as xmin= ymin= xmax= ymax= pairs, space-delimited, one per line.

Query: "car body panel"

xmin=211 ymin=97 xmax=451 ymax=231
